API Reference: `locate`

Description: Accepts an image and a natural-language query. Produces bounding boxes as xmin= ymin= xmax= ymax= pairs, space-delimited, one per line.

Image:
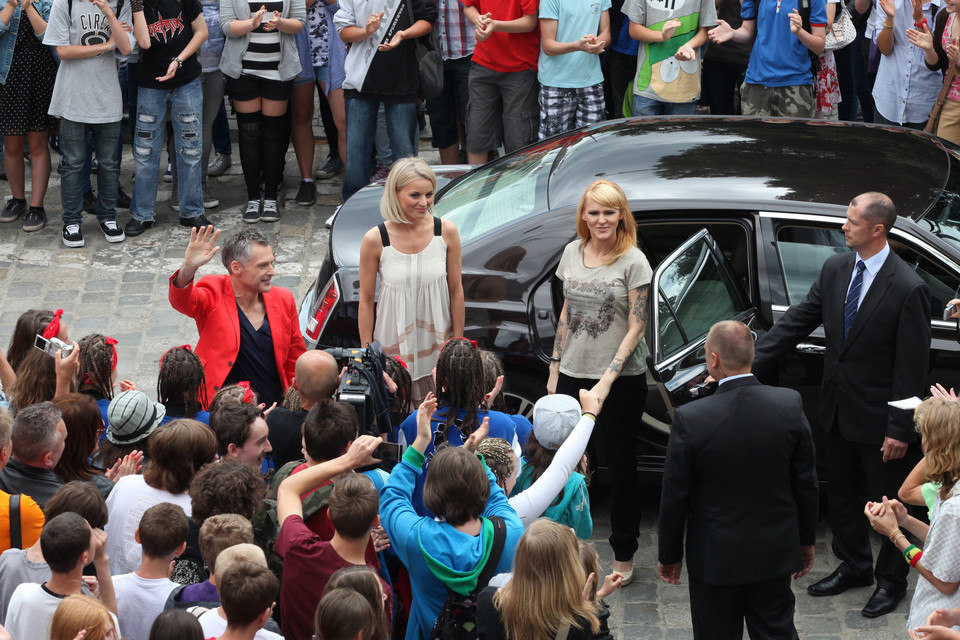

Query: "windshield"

xmin=920 ymin=150 xmax=960 ymax=250
xmin=435 ymin=143 xmax=562 ymax=244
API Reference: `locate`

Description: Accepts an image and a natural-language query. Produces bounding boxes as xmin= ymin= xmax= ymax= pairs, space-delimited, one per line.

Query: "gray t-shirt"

xmin=44 ymin=0 xmax=133 ymax=123
xmin=556 ymin=241 xmax=653 ymax=379
xmin=0 ymin=548 xmax=50 ymax=624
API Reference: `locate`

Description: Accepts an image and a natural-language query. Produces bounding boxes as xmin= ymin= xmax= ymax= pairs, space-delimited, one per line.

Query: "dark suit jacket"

xmin=658 ymin=376 xmax=819 ymax=585
xmin=753 ymin=249 xmax=931 ymax=444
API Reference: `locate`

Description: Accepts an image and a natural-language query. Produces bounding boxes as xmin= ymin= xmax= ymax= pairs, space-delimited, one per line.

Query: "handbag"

xmin=926 ymin=64 xmax=959 ymax=134
xmin=825 ymin=5 xmax=857 ymax=51
xmin=403 ymin=0 xmax=444 ymax=99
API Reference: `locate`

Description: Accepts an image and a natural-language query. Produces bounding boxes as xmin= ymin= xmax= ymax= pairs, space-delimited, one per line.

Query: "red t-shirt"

xmin=462 ymin=0 xmax=540 ymax=72
xmin=276 ymin=515 xmax=393 ymax=640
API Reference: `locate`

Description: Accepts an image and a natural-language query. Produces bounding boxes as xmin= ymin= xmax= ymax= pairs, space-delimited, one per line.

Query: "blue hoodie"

xmin=380 ymin=448 xmax=524 ymax=640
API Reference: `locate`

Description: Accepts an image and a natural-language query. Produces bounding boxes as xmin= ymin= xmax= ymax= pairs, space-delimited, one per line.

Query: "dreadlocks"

xmin=78 ymin=334 xmax=115 ymax=402
xmin=435 ymin=338 xmax=486 ymax=439
xmin=383 ymin=356 xmax=412 ymax=426
xmin=477 ymin=437 xmax=516 ymax=489
xmin=158 ymin=346 xmax=208 ymax=415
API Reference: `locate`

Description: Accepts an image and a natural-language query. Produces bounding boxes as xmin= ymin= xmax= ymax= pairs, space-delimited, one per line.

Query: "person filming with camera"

xmin=169 ymin=226 xmax=306 ymax=409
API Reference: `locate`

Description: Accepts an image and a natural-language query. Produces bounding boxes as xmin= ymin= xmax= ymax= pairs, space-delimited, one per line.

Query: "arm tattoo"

xmin=606 ymin=355 xmax=625 ymax=376
xmin=553 ymin=317 xmax=567 ymax=359
xmin=632 ymin=285 xmax=650 ymax=325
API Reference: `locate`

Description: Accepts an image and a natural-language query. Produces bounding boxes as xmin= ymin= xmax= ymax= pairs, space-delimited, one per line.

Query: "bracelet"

xmin=910 ymin=549 xmax=923 ymax=567
xmin=903 ymin=544 xmax=921 ymax=565
xmin=549 ymin=357 xmax=561 ymax=362
xmin=582 ymin=412 xmax=597 ymax=422
xmin=915 ymin=18 xmax=928 ymax=29
xmin=883 ymin=22 xmax=894 ymax=28
xmin=173 ymin=56 xmax=183 ymax=69
xmin=889 ymin=529 xmax=905 ymax=545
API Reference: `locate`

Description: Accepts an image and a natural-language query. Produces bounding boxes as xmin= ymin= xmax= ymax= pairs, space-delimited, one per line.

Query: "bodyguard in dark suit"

xmin=752 ymin=192 xmax=931 ymax=618
xmin=658 ymin=320 xmax=818 ymax=640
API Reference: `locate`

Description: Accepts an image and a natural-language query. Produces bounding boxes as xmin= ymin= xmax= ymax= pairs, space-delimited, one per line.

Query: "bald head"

xmin=294 ymin=350 xmax=340 ymax=405
xmin=705 ymin=321 xmax=755 ymax=375
xmin=850 ymin=192 xmax=896 ymax=235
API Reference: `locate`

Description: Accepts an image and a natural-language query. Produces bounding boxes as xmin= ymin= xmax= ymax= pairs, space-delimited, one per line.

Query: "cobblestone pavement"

xmin=0 ymin=135 xmax=916 ymax=640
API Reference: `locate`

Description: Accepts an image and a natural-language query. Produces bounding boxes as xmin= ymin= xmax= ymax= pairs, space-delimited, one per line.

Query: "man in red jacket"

xmin=169 ymin=226 xmax=306 ymax=408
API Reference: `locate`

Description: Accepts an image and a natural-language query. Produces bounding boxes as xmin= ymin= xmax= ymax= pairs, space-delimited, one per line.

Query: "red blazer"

xmin=169 ymin=272 xmax=306 ymax=407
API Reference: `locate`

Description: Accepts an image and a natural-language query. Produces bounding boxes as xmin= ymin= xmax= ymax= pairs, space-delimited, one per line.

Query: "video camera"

xmin=325 ymin=342 xmax=393 ymax=438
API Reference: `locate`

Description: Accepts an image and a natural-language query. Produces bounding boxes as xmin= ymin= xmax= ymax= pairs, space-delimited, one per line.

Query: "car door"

xmin=647 ymin=228 xmax=761 ymax=419
xmin=756 ymin=213 xmax=960 ymax=441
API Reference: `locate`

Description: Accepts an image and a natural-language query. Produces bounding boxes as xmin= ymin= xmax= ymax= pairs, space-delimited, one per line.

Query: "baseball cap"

xmin=106 ymin=390 xmax=166 ymax=445
xmin=532 ymin=394 xmax=581 ymax=450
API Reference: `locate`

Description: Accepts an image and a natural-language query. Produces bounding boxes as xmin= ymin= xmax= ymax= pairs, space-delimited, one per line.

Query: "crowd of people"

xmin=1 ymin=0 xmax=960 ymax=247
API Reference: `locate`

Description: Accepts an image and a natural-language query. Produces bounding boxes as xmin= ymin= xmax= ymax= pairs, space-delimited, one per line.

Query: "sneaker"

xmin=179 ymin=214 xmax=211 ymax=229
xmin=0 ymin=199 xmax=26 ymax=223
xmin=295 ymin=180 xmax=316 ymax=206
xmin=124 ymin=217 xmax=154 ymax=236
xmin=315 ymin=156 xmax=344 ymax=179
xmin=83 ymin=190 xmax=97 ymax=214
xmin=117 ymin=186 xmax=131 ymax=209
xmin=163 ymin=163 xmax=172 ymax=183
xmin=170 ymin=183 xmax=179 ymax=212
xmin=262 ymin=199 xmax=280 ymax=222
xmin=207 ymin=153 xmax=231 ymax=177
xmin=243 ymin=200 xmax=261 ymax=223
xmin=62 ymin=223 xmax=85 ymax=248
xmin=99 ymin=219 xmax=125 ymax=243
xmin=22 ymin=207 xmax=46 ymax=232
xmin=202 ymin=183 xmax=219 ymax=208
xmin=371 ymin=163 xmax=390 ymax=183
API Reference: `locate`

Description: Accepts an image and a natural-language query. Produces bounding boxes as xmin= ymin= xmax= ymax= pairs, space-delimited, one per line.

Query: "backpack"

xmin=429 ymin=516 xmax=507 ymax=640
xmin=251 ymin=460 xmax=335 ymax=583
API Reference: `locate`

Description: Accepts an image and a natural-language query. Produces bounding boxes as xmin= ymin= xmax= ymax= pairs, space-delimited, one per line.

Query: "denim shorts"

xmin=228 ymin=74 xmax=294 ymax=102
xmin=313 ymin=64 xmax=328 ymax=85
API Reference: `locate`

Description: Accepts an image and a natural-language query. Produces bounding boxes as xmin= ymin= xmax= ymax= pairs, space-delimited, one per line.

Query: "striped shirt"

xmin=242 ymin=0 xmax=283 ymax=80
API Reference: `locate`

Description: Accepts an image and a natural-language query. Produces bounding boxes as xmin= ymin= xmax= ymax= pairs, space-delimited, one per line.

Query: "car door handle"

xmin=796 ymin=343 xmax=825 ymax=354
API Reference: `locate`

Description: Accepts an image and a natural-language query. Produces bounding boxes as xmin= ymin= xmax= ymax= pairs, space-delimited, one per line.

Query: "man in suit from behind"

xmin=658 ymin=320 xmax=818 ymax=640
xmin=752 ymin=192 xmax=931 ymax=618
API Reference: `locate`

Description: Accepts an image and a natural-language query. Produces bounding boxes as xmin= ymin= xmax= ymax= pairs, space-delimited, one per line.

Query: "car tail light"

xmin=306 ymin=279 xmax=339 ymax=341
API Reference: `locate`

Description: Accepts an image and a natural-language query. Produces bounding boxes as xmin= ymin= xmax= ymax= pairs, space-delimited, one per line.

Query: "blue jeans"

xmin=343 ymin=97 xmax=417 ymax=201
xmin=60 ymin=118 xmax=121 ymax=225
xmin=131 ymin=78 xmax=204 ymax=221
xmin=632 ymin=94 xmax=698 ymax=116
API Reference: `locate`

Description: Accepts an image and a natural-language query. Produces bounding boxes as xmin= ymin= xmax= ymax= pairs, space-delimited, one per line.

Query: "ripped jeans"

xmin=130 ymin=78 xmax=204 ymax=221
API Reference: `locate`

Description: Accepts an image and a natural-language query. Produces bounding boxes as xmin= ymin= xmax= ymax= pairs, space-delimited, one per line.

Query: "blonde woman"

xmin=358 ymin=157 xmax=465 ymax=401
xmin=864 ymin=398 xmax=960 ymax=633
xmin=50 ymin=594 xmax=119 ymax=640
xmin=477 ymin=519 xmax=600 ymax=640
xmin=547 ymin=179 xmax=651 ymax=583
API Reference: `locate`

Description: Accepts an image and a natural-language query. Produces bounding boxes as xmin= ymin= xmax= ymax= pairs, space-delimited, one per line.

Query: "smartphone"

xmin=34 ymin=334 xmax=74 ymax=357
xmin=373 ymin=441 xmax=404 ymax=462
xmin=945 ymin=303 xmax=958 ymax=320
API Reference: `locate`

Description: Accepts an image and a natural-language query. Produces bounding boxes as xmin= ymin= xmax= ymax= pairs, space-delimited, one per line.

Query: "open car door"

xmin=647 ymin=228 xmax=761 ymax=422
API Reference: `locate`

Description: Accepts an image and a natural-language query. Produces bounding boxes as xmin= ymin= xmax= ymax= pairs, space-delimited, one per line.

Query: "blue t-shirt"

xmin=538 ymin=0 xmax=612 ymax=88
xmin=610 ymin=15 xmax=639 ymax=55
xmin=742 ymin=0 xmax=826 ymax=87
xmin=397 ymin=406 xmax=520 ymax=515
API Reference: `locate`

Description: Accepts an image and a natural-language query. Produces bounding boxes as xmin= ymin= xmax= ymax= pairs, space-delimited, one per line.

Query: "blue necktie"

xmin=844 ymin=260 xmax=866 ymax=340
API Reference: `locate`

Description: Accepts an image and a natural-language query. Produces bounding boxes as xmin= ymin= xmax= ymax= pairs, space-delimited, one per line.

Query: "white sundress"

xmin=374 ymin=217 xmax=452 ymax=400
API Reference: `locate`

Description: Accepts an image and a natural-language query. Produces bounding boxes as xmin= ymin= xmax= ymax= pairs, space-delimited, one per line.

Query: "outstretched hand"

xmin=413 ymin=392 xmax=438 ymax=452
xmin=463 ymin=416 xmax=489 ymax=452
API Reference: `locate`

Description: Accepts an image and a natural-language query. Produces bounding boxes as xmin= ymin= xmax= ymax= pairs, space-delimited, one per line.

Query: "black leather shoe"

xmin=124 ymin=218 xmax=154 ymax=237
xmin=180 ymin=215 xmax=211 ymax=229
xmin=807 ymin=566 xmax=874 ymax=596
xmin=861 ymin=587 xmax=906 ymax=618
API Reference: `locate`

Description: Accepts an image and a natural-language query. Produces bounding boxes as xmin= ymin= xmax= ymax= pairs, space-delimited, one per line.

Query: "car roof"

xmin=546 ymin=117 xmax=952 ymax=218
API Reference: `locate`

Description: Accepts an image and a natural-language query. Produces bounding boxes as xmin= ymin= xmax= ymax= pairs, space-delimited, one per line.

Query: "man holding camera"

xmin=169 ymin=226 xmax=306 ymax=408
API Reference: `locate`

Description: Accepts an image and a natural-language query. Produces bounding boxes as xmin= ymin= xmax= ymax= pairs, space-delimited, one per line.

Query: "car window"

xmin=774 ymin=224 xmax=960 ymax=318
xmin=655 ymin=230 xmax=748 ymax=360
xmin=922 ymin=151 xmax=960 ymax=251
xmin=435 ymin=146 xmax=560 ymax=244
xmin=775 ymin=226 xmax=847 ymax=305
